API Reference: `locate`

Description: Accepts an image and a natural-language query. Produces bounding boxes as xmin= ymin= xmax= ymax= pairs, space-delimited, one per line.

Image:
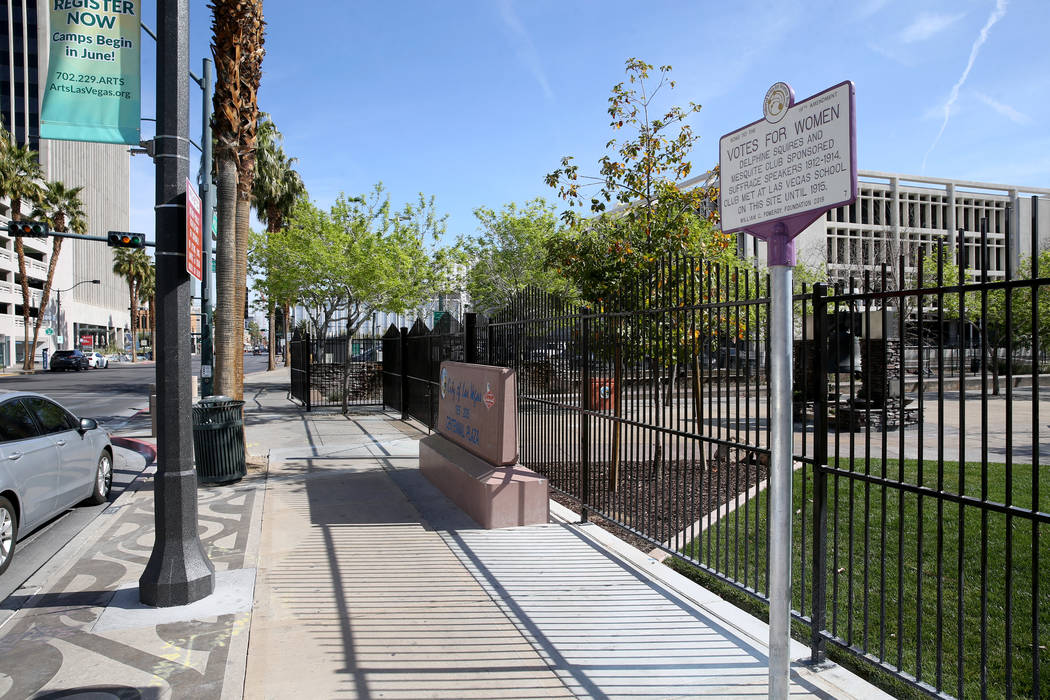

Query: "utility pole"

xmin=139 ymin=0 xmax=215 ymax=607
xmin=199 ymin=57 xmax=215 ymax=396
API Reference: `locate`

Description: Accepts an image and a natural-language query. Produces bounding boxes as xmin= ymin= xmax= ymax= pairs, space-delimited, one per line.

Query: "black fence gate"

xmin=380 ymin=314 xmax=483 ymax=428
xmin=288 ymin=332 xmax=383 ymax=411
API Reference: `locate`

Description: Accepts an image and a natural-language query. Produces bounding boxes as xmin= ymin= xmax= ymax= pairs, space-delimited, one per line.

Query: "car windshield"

xmin=53 ymin=351 xmax=75 ymax=358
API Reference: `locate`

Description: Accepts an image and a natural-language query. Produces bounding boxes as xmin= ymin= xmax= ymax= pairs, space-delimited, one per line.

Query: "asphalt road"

xmin=0 ymin=353 xmax=277 ymax=428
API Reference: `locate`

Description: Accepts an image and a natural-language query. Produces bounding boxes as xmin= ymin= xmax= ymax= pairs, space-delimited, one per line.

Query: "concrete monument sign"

xmin=421 ymin=361 xmax=546 ymax=529
xmin=437 ymin=361 xmax=517 ymax=466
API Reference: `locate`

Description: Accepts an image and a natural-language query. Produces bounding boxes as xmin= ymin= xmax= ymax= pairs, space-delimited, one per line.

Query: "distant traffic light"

xmin=107 ymin=231 xmax=146 ymax=248
xmin=7 ymin=220 xmax=49 ymax=237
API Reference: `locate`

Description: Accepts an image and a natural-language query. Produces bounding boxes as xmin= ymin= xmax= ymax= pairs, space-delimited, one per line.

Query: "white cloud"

xmin=900 ymin=11 xmax=966 ymax=43
xmin=922 ymin=0 xmax=1009 ymax=172
xmin=974 ymin=92 xmax=1031 ymax=124
xmin=867 ymin=41 xmax=908 ymax=65
xmin=496 ymin=0 xmax=554 ymax=101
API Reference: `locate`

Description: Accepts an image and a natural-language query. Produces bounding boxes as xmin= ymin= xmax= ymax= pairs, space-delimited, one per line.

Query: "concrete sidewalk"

xmin=239 ymin=369 xmax=887 ymax=699
xmin=0 ymin=367 xmax=890 ymax=699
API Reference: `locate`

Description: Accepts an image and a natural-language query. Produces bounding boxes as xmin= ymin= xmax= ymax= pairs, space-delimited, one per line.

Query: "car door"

xmin=0 ymin=399 xmax=59 ymax=532
xmin=23 ymin=398 xmax=96 ymax=510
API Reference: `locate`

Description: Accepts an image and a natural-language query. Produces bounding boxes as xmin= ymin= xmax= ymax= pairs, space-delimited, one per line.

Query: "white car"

xmin=86 ymin=352 xmax=108 ymax=369
xmin=0 ymin=391 xmax=112 ymax=575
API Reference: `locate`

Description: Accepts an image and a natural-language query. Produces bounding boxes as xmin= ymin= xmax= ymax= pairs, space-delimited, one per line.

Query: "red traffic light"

xmin=107 ymin=231 xmax=146 ymax=248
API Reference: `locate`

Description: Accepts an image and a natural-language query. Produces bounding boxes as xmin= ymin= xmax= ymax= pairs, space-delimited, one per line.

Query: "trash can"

xmin=192 ymin=396 xmax=246 ymax=484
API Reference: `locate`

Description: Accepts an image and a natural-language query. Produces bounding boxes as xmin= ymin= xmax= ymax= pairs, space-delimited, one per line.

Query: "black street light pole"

xmin=55 ymin=279 xmax=99 ymax=350
xmin=139 ymin=0 xmax=215 ymax=607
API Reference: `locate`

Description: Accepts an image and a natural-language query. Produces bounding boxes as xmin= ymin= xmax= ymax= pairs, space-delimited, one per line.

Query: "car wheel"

xmin=0 ymin=496 xmax=17 ymax=576
xmin=88 ymin=450 xmax=112 ymax=505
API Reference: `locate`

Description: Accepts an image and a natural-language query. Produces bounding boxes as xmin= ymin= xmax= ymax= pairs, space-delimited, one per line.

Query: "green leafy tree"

xmin=30 ymin=181 xmax=86 ymax=366
xmin=0 ymin=133 xmax=44 ymax=368
xmin=544 ymin=58 xmax=734 ymax=483
xmin=458 ymin=198 xmax=569 ymax=315
xmin=271 ymin=185 xmax=451 ymax=338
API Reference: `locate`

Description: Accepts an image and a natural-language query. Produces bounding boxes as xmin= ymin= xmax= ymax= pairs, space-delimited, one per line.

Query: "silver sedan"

xmin=0 ymin=391 xmax=112 ymax=575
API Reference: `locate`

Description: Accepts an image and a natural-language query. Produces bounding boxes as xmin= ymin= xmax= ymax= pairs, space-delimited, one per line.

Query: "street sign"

xmin=45 ymin=328 xmax=53 ymax=336
xmin=57 ymin=335 xmax=64 ymax=344
xmin=718 ymin=81 xmax=858 ymax=700
xmin=719 ymin=80 xmax=856 ymax=241
xmin=186 ymin=178 xmax=203 ymax=281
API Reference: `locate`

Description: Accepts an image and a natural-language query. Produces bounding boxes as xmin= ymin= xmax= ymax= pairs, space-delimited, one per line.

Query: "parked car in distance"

xmin=49 ymin=349 xmax=89 ymax=372
xmin=0 ymin=390 xmax=112 ymax=575
xmin=86 ymin=352 xmax=108 ymax=369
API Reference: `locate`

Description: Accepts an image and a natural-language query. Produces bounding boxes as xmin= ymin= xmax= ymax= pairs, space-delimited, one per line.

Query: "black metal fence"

xmin=375 ymin=227 xmax=1048 ymax=697
xmin=288 ymin=332 xmax=383 ymax=411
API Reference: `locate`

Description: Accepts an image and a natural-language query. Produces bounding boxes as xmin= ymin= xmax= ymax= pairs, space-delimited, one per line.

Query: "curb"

xmin=110 ymin=436 xmax=157 ymax=465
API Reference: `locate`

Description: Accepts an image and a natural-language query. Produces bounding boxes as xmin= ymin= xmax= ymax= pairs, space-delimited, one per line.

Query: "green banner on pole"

xmin=39 ymin=2 xmax=141 ymax=145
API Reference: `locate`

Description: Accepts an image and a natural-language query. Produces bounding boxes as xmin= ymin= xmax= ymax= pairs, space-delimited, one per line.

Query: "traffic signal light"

xmin=107 ymin=231 xmax=146 ymax=248
xmin=7 ymin=220 xmax=49 ymax=237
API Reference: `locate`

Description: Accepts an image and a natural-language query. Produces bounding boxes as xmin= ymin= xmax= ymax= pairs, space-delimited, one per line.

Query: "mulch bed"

xmin=541 ymin=448 xmax=770 ymax=554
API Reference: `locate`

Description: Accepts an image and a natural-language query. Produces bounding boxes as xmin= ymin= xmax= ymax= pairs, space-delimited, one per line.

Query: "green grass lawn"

xmin=670 ymin=458 xmax=1050 ymax=700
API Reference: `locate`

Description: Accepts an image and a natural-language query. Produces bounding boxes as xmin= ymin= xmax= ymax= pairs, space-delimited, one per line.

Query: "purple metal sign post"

xmin=719 ymin=80 xmax=856 ymax=700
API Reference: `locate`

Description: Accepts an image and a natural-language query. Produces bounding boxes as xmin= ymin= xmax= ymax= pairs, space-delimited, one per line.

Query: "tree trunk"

xmin=608 ymin=342 xmax=622 ymax=493
xmin=129 ymin=285 xmax=139 ymax=363
xmin=214 ymin=154 xmax=238 ymax=397
xmin=234 ymin=192 xmax=251 ymax=399
xmin=283 ymin=303 xmax=291 ymax=366
xmin=267 ymin=302 xmax=276 ymax=371
xmin=29 ymin=237 xmax=64 ymax=367
xmin=650 ymin=359 xmax=663 ymax=481
xmin=14 ymin=235 xmax=32 ymax=370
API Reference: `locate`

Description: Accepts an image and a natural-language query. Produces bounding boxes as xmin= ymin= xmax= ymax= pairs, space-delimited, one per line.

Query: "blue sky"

xmin=130 ymin=0 xmax=1050 ymax=246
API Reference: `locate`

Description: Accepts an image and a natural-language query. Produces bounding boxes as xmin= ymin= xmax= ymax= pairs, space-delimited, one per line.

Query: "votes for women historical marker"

xmin=719 ymin=80 xmax=856 ymax=238
xmin=420 ymin=361 xmax=547 ymax=529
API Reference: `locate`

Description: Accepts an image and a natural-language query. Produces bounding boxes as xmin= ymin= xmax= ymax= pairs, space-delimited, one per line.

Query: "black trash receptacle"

xmin=192 ymin=396 xmax=246 ymax=484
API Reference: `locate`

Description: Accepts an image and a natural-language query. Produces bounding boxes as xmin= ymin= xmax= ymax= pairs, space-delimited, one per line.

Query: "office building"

xmin=2 ymin=0 xmax=132 ymax=367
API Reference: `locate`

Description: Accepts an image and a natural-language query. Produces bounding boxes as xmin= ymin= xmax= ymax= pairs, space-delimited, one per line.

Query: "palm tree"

xmin=234 ymin=4 xmax=265 ymax=394
xmin=112 ymin=248 xmax=151 ymax=363
xmin=251 ymin=114 xmax=304 ymax=371
xmin=30 ymin=181 xmax=87 ymax=365
xmin=211 ymin=0 xmax=265 ymax=399
xmin=0 ymin=137 xmax=44 ymax=368
xmin=137 ymin=262 xmax=156 ymax=358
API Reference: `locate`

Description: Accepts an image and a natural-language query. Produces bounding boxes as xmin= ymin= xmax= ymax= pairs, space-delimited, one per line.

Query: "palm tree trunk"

xmin=14 ymin=236 xmax=32 ymax=369
xmin=234 ymin=192 xmax=251 ymax=398
xmin=30 ymin=237 xmax=63 ymax=366
xmin=129 ymin=285 xmax=139 ymax=363
xmin=214 ymin=154 xmax=238 ymax=397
